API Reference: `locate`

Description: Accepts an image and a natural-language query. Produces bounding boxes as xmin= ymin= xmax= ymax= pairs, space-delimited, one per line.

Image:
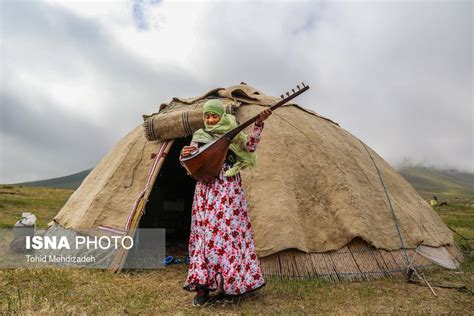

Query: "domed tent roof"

xmin=50 ymin=83 xmax=461 ymax=279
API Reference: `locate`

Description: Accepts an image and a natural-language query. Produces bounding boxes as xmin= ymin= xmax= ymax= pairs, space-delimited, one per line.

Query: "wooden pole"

xmin=108 ymin=140 xmax=174 ymax=273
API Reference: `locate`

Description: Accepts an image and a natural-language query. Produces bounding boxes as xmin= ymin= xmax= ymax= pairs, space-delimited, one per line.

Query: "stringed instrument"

xmin=180 ymin=82 xmax=310 ymax=183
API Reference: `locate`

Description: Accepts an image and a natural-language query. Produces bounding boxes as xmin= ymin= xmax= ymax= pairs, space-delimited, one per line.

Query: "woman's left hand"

xmin=256 ymin=109 xmax=272 ymax=126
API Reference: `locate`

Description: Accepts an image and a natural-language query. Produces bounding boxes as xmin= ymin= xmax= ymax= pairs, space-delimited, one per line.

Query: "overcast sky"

xmin=0 ymin=0 xmax=472 ymax=183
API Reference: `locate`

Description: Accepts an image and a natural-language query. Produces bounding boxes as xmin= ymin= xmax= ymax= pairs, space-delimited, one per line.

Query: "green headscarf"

xmin=192 ymin=99 xmax=257 ymax=177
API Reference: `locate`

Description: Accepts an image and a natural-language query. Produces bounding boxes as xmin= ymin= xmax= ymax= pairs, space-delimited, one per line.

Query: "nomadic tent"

xmin=49 ymin=83 xmax=461 ymax=280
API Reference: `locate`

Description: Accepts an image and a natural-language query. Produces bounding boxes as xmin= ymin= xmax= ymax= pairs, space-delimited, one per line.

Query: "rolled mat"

xmin=143 ymin=98 xmax=238 ymax=142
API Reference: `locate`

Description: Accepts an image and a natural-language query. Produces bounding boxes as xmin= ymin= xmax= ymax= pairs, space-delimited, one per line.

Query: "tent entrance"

xmin=139 ymin=137 xmax=195 ymax=257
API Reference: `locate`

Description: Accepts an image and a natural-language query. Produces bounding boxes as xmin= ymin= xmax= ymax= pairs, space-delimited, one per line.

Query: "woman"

xmin=181 ymin=99 xmax=272 ymax=306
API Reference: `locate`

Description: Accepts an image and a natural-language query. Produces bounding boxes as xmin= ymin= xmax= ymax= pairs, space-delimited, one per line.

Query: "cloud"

xmin=0 ymin=90 xmax=111 ymax=182
xmin=0 ymin=0 xmax=204 ymax=182
xmin=309 ymin=2 xmax=473 ymax=172
xmin=0 ymin=0 xmax=472 ymax=183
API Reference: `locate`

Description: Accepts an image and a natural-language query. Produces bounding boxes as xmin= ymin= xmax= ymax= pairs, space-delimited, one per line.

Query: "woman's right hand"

xmin=181 ymin=146 xmax=198 ymax=157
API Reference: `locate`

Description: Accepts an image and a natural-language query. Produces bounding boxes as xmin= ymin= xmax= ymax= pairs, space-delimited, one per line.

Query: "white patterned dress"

xmin=182 ymin=123 xmax=266 ymax=296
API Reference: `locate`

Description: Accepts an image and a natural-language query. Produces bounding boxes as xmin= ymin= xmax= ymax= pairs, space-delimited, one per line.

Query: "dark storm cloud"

xmin=0 ymin=90 xmax=112 ymax=182
xmin=1 ymin=91 xmax=109 ymax=151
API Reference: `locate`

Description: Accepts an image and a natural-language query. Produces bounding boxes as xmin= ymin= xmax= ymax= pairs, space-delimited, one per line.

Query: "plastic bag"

xmin=18 ymin=213 xmax=37 ymax=226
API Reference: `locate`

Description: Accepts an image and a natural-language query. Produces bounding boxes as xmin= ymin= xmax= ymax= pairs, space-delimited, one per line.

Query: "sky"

xmin=0 ymin=0 xmax=472 ymax=184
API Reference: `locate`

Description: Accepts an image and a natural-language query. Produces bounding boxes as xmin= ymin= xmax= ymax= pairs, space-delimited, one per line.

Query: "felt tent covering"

xmin=51 ymin=83 xmax=461 ymax=279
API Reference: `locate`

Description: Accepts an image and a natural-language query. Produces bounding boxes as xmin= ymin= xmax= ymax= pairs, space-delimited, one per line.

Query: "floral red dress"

xmin=182 ymin=123 xmax=266 ymax=296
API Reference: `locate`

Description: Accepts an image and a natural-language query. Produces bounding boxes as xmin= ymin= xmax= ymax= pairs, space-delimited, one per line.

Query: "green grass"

xmin=0 ymin=186 xmax=73 ymax=229
xmin=1 ymin=263 xmax=472 ymax=314
xmin=436 ymin=202 xmax=474 ymax=236
xmin=434 ymin=201 xmax=474 ymax=256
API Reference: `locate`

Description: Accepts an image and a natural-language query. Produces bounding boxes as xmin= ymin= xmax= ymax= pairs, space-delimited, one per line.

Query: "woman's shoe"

xmin=215 ymin=272 xmax=224 ymax=293
xmin=193 ymin=287 xmax=212 ymax=306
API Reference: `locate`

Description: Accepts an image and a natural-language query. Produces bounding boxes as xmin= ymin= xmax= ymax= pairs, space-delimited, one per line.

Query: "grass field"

xmin=0 ymin=185 xmax=473 ymax=314
xmin=0 ymin=186 xmax=72 ymax=229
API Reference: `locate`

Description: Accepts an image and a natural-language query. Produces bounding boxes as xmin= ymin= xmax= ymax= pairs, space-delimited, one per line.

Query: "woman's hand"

xmin=256 ymin=109 xmax=272 ymax=126
xmin=181 ymin=146 xmax=198 ymax=157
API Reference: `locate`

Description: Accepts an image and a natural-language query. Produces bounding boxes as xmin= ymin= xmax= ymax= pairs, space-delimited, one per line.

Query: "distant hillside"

xmin=15 ymin=169 xmax=92 ymax=189
xmin=9 ymin=165 xmax=474 ymax=198
xmin=399 ymin=166 xmax=474 ymax=199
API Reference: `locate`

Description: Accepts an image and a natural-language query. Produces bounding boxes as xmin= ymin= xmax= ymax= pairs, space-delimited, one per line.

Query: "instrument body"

xmin=180 ymin=83 xmax=310 ymax=183
xmin=180 ymin=136 xmax=231 ymax=183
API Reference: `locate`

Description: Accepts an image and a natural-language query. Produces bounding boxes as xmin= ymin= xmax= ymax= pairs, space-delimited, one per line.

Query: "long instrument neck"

xmin=224 ymin=86 xmax=309 ymax=141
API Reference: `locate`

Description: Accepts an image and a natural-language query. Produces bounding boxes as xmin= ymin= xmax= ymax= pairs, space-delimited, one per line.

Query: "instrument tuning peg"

xmin=292 ymin=89 xmax=295 ymax=93
xmin=302 ymin=82 xmax=306 ymax=87
xmin=280 ymin=94 xmax=284 ymax=99
xmin=286 ymin=92 xmax=290 ymax=97
xmin=297 ymin=85 xmax=300 ymax=90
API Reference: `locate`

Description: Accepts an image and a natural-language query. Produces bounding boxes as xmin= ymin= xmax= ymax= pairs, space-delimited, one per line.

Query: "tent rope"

xmin=358 ymin=140 xmax=410 ymax=265
xmin=448 ymin=225 xmax=474 ymax=241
